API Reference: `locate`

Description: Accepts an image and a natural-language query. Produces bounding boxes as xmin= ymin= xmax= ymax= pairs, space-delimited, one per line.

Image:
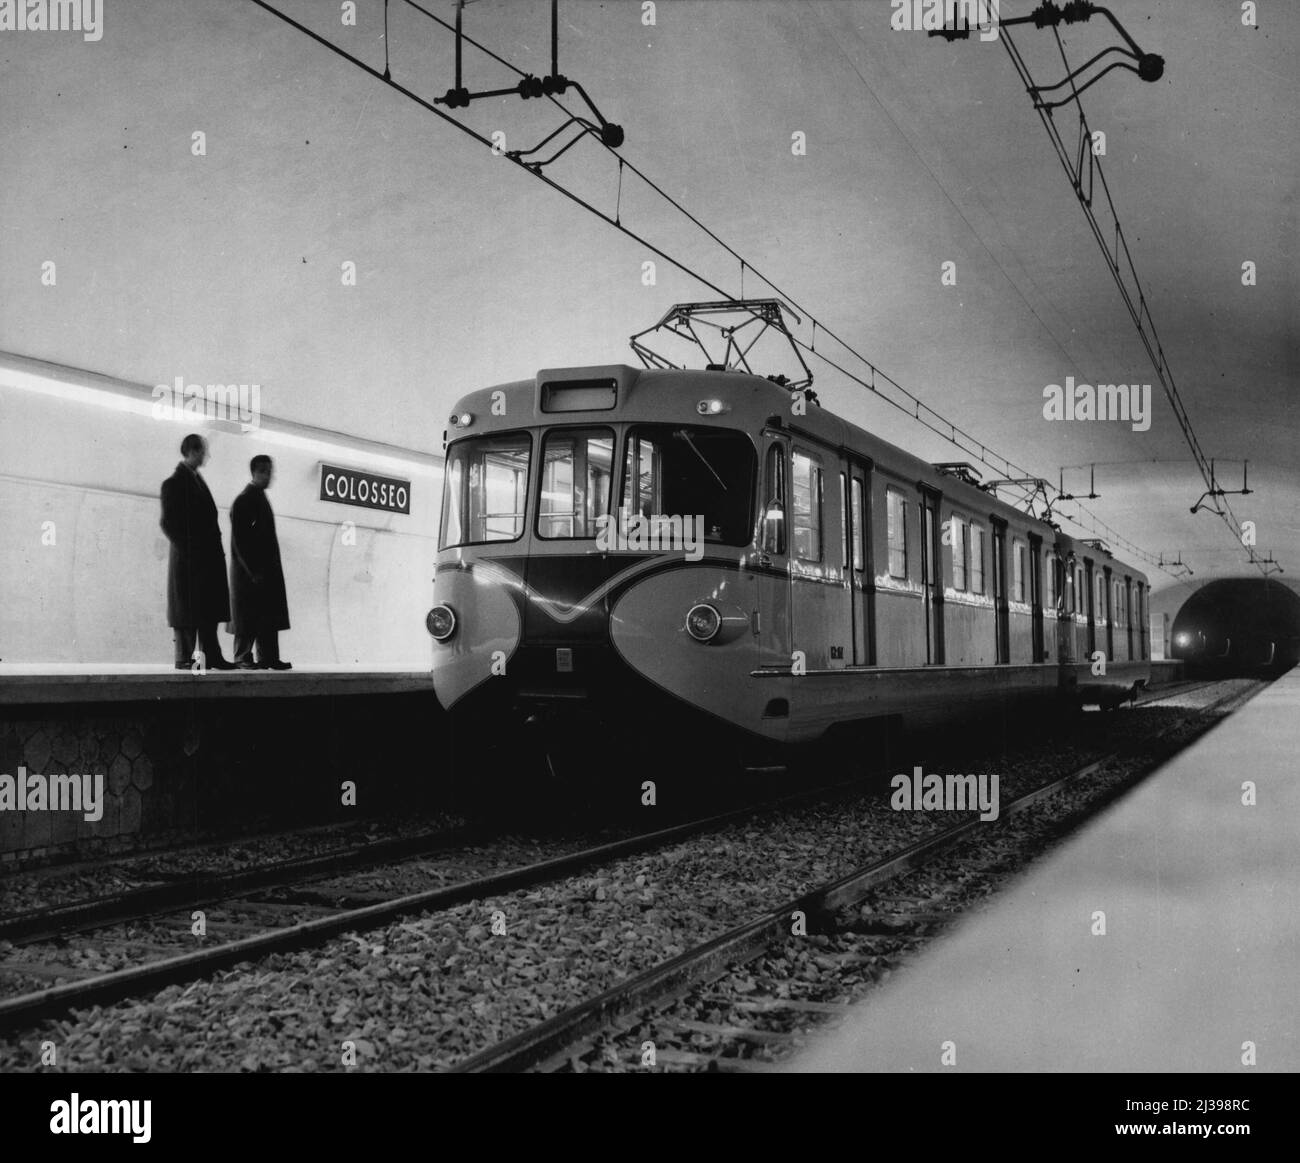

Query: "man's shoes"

xmin=173 ymin=662 xmax=192 ymax=670
xmin=260 ymin=660 xmax=293 ymax=671
xmin=206 ymin=658 xmax=238 ymax=671
xmin=236 ymin=660 xmax=260 ymax=670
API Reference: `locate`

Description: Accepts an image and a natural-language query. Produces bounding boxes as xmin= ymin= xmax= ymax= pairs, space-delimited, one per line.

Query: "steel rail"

xmin=453 ymin=683 xmax=1257 ymax=1072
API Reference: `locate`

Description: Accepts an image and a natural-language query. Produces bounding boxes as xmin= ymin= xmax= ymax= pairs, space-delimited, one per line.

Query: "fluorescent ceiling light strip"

xmin=0 ymin=365 xmax=442 ymax=480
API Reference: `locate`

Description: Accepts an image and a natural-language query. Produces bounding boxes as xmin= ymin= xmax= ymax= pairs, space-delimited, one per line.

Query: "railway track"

xmin=0 ymin=676 xmax=1238 ymax=1057
xmin=0 ymin=768 xmax=924 ymax=1030
xmin=452 ymin=679 xmax=1263 ymax=1072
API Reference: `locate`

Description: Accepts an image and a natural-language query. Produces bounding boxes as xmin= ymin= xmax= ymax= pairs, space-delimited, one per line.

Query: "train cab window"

xmin=620 ymin=424 xmax=756 ymax=547
xmin=850 ymin=478 xmax=865 ymax=571
xmin=887 ymin=488 xmax=908 ymax=579
xmin=952 ymin=518 xmax=968 ymax=590
xmin=537 ymin=428 xmax=614 ymax=539
xmin=1012 ymin=541 xmax=1026 ymax=602
xmin=970 ymin=525 xmax=985 ymax=595
xmin=791 ymin=450 xmax=823 ymax=562
xmin=440 ymin=431 xmax=531 ymax=548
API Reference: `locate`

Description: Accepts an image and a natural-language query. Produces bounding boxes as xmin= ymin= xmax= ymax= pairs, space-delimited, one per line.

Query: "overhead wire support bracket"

xmin=930 ymin=2 xmax=1164 ymax=111
xmin=435 ymin=0 xmax=624 ymax=157
xmin=1189 ymin=459 xmax=1252 ymax=515
xmin=1057 ymin=462 xmax=1100 ymax=501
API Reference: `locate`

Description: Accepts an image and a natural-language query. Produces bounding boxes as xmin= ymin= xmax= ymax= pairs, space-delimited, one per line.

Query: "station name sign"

xmin=320 ymin=464 xmax=411 ymax=514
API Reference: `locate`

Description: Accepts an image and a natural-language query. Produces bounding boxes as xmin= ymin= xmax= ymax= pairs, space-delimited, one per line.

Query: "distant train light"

xmin=686 ymin=603 xmax=721 ymax=643
xmin=426 ymin=604 xmax=458 ymax=642
xmin=449 ymin=412 xmax=474 ymax=429
xmin=696 ymin=399 xmax=729 ymax=416
xmin=1175 ymin=632 xmax=1191 ymax=646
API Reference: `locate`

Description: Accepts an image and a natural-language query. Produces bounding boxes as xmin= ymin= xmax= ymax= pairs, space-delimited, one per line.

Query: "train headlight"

xmin=686 ymin=603 xmax=721 ymax=642
xmin=426 ymin=604 xmax=458 ymax=642
xmin=1175 ymin=632 xmax=1190 ymax=647
xmin=696 ymin=399 xmax=729 ymax=416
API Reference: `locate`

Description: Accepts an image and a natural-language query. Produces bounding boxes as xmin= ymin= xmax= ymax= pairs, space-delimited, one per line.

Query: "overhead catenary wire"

xmin=996 ymin=17 xmax=1274 ymax=577
xmin=249 ymin=0 xmax=1179 ymax=576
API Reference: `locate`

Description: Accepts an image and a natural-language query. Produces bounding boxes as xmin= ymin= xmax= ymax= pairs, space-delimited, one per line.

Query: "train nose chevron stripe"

xmin=472 ymin=554 xmax=686 ymax=626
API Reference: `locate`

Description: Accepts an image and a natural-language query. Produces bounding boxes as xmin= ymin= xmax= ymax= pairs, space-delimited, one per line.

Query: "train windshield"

xmin=440 ymin=432 xmax=531 ymax=548
xmin=621 ymin=425 xmax=756 ymax=546
xmin=537 ymin=427 xmax=615 ymax=539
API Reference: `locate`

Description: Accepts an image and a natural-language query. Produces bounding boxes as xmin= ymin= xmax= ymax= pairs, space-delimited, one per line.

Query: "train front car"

xmin=428 ymin=364 xmax=780 ymax=784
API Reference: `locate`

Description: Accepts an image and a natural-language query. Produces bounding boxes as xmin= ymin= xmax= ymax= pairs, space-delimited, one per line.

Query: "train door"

xmin=847 ymin=457 xmax=873 ymax=665
xmin=1028 ymin=533 xmax=1045 ymax=661
xmin=1103 ymin=566 xmax=1114 ymax=661
xmin=1085 ymin=560 xmax=1097 ymax=657
xmin=920 ymin=487 xmax=944 ymax=665
xmin=1125 ymin=577 xmax=1134 ymax=660
xmin=1056 ymin=554 xmax=1075 ymax=665
xmin=753 ymin=433 xmax=792 ymax=670
xmin=992 ymin=519 xmax=1009 ymax=663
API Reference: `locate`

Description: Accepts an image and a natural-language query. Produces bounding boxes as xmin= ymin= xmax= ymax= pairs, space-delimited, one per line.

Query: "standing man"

xmin=229 ymin=455 xmax=292 ymax=670
xmin=160 ymin=433 xmax=236 ymax=670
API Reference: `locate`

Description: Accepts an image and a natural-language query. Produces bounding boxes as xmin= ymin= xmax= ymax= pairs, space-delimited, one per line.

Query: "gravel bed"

xmin=0 ymin=811 xmax=468 ymax=919
xmin=570 ymin=685 xmax=1263 ymax=1071
xmin=0 ymin=683 xmax=1256 ymax=1072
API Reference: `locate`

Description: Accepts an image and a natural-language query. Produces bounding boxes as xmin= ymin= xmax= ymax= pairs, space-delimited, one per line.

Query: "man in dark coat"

xmin=160 ymin=433 xmax=235 ymax=670
xmin=229 ymin=455 xmax=292 ymax=670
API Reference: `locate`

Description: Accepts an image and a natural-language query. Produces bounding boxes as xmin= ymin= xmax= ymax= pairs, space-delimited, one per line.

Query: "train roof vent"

xmin=932 ymin=462 xmax=984 ymax=487
xmin=1082 ymin=538 xmax=1111 ymax=554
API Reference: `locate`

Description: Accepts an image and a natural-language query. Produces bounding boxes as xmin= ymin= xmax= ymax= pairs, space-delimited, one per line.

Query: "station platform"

xmin=0 ymin=663 xmax=432 ymax=705
xmin=0 ymin=665 xmax=443 ymax=868
xmin=787 ymin=669 xmax=1299 ymax=1073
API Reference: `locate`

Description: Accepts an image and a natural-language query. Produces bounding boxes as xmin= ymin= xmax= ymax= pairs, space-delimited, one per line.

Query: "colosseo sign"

xmin=320 ymin=464 xmax=411 ymax=514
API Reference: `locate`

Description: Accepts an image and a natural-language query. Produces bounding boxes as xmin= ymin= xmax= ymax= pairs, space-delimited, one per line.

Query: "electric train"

xmin=426 ymin=362 xmax=1151 ymax=774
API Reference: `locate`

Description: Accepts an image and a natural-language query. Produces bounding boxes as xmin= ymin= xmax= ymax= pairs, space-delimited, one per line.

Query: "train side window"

xmin=886 ymin=488 xmax=908 ymax=579
xmin=791 ymin=450 xmax=823 ymax=562
xmin=1044 ymin=551 xmax=1057 ymax=610
xmin=538 ymin=427 xmax=614 ymax=539
xmin=1096 ymin=574 xmax=1106 ymax=622
xmin=851 ymin=478 xmax=865 ymax=571
xmin=970 ymin=525 xmax=985 ymax=595
xmin=840 ymin=473 xmax=848 ymax=570
xmin=952 ymin=518 xmax=968 ymax=591
xmin=1012 ymin=540 xmax=1026 ymax=602
xmin=763 ymin=444 xmax=787 ymax=555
